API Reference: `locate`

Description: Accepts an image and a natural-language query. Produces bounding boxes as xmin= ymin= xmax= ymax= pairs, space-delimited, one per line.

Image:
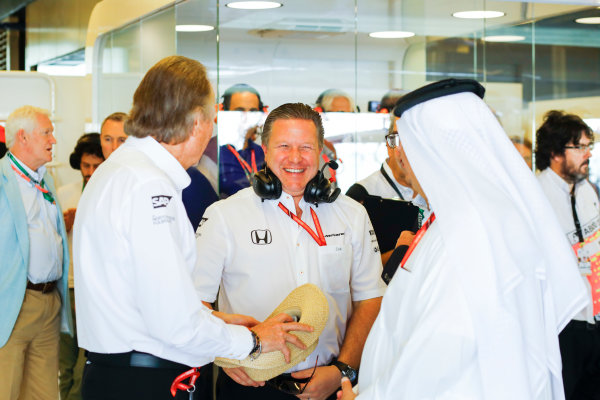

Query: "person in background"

xmin=346 ymin=113 xmax=428 ymax=277
xmin=218 ymin=83 xmax=267 ymax=198
xmin=0 ymin=105 xmax=73 ymax=400
xmin=511 ymin=136 xmax=533 ymax=169
xmin=535 ymin=110 xmax=600 ymax=399
xmin=99 ymin=112 xmax=128 ymax=159
xmin=375 ymin=89 xmax=407 ymax=114
xmin=57 ymin=133 xmax=104 ymax=400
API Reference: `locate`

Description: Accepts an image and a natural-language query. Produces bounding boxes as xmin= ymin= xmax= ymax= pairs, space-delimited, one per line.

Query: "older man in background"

xmin=0 ymin=105 xmax=73 ymax=399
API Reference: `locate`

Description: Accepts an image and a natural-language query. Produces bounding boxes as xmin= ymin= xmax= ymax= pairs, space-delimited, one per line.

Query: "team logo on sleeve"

xmin=251 ymin=229 xmax=272 ymax=245
xmin=151 ymin=195 xmax=172 ymax=208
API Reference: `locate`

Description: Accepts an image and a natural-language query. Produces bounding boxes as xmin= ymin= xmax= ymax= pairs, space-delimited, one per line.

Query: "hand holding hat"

xmin=215 ymin=284 xmax=330 ymax=381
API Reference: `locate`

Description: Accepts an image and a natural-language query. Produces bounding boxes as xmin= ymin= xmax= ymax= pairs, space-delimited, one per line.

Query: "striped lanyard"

xmin=400 ymin=213 xmax=436 ymax=270
xmin=278 ymin=202 xmax=327 ymax=246
xmin=227 ymin=144 xmax=257 ymax=182
xmin=7 ymin=152 xmax=55 ymax=204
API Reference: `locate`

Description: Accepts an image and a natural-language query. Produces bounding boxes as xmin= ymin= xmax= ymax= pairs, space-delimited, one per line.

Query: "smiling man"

xmin=196 ymin=102 xmax=385 ymax=400
xmin=535 ymin=110 xmax=600 ymax=399
xmin=0 ymin=106 xmax=73 ymax=399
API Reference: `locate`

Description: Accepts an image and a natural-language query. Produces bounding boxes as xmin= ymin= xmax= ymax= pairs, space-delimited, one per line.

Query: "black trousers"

xmin=559 ymin=320 xmax=600 ymax=400
xmin=215 ymin=368 xmax=337 ymax=400
xmin=82 ymin=358 xmax=213 ymax=400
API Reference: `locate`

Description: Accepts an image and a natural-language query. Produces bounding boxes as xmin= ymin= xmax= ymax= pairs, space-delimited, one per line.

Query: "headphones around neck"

xmin=252 ymin=160 xmax=341 ymax=205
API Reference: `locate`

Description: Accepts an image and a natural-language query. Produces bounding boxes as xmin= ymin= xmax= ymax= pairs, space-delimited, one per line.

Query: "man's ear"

xmin=550 ymin=151 xmax=564 ymax=163
xmin=16 ymin=129 xmax=27 ymax=144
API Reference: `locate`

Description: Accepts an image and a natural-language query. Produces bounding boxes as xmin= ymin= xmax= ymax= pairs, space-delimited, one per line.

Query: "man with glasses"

xmin=346 ymin=116 xmax=428 ymax=281
xmin=535 ymin=110 xmax=600 ymax=399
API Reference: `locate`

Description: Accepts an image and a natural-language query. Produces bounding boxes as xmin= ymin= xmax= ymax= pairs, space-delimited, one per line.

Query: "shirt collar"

xmin=8 ymin=152 xmax=45 ymax=181
xmin=545 ymin=167 xmax=582 ymax=194
xmin=266 ymin=190 xmax=309 ymax=213
xmin=126 ymin=136 xmax=191 ymax=190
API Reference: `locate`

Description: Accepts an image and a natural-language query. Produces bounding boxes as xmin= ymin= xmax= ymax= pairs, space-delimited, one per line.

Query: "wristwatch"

xmin=331 ymin=359 xmax=358 ymax=384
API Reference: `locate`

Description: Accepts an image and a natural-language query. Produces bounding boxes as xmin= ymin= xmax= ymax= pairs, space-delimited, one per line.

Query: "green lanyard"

xmin=7 ymin=152 xmax=56 ymax=204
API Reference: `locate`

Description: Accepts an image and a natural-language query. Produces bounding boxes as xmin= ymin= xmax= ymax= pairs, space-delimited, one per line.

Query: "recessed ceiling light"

xmin=226 ymin=1 xmax=282 ymax=9
xmin=575 ymin=17 xmax=600 ymax=24
xmin=483 ymin=35 xmax=526 ymax=42
xmin=369 ymin=31 xmax=415 ymax=39
xmin=452 ymin=11 xmax=505 ymax=19
xmin=176 ymin=25 xmax=214 ymax=32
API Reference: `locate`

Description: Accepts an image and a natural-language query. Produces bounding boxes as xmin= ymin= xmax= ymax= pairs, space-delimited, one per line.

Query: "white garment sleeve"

xmin=127 ymin=179 xmax=252 ymax=361
xmin=193 ymin=203 xmax=230 ymax=303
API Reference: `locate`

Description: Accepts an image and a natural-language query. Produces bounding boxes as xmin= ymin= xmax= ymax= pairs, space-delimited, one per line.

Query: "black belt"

xmin=87 ymin=351 xmax=191 ymax=369
xmin=26 ymin=280 xmax=57 ymax=294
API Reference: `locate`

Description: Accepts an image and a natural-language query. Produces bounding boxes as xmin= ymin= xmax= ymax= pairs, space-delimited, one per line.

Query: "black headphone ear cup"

xmin=252 ymin=167 xmax=281 ymax=200
xmin=304 ymin=171 xmax=328 ymax=204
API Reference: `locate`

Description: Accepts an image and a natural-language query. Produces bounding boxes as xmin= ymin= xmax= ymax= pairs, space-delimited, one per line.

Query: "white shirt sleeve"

xmin=127 ymin=178 xmax=252 ymax=361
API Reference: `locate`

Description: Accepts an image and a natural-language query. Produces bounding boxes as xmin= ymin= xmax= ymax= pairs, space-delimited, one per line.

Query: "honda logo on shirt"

xmin=251 ymin=229 xmax=272 ymax=245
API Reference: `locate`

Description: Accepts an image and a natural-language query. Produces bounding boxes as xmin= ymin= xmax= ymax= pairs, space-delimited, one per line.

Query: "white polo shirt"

xmin=537 ymin=168 xmax=600 ymax=322
xmin=195 ymin=188 xmax=386 ymax=372
xmin=73 ymin=136 xmax=252 ymax=367
xmin=357 ymin=161 xmax=429 ymax=211
xmin=57 ymin=179 xmax=83 ymax=289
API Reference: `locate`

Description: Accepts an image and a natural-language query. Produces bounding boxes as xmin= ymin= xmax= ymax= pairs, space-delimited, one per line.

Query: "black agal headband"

xmin=393 ymin=79 xmax=485 ymax=118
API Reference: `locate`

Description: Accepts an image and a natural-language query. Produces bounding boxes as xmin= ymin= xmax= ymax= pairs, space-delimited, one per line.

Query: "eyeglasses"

xmin=565 ymin=143 xmax=594 ymax=152
xmin=266 ymin=356 xmax=318 ymax=395
xmin=385 ymin=132 xmax=400 ymax=148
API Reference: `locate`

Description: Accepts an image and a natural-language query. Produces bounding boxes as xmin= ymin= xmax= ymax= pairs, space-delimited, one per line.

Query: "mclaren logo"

xmin=251 ymin=229 xmax=272 ymax=245
xmin=151 ymin=195 xmax=172 ymax=208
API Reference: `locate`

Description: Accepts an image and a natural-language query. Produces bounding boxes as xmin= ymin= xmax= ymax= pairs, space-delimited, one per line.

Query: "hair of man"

xmin=125 ymin=55 xmax=214 ymax=145
xmin=222 ymin=83 xmax=263 ymax=111
xmin=316 ymin=89 xmax=355 ymax=112
xmin=5 ymin=105 xmax=51 ymax=149
xmin=261 ymin=103 xmax=325 ymax=149
xmin=100 ymin=112 xmax=128 ymax=132
xmin=535 ymin=110 xmax=593 ymax=171
xmin=69 ymin=133 xmax=104 ymax=170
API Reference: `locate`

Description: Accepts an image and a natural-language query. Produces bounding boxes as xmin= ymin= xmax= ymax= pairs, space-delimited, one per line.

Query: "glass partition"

xmin=93 ymin=0 xmax=600 ymax=193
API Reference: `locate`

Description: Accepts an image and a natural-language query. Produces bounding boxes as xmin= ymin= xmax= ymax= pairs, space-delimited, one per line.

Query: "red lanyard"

xmin=8 ymin=152 xmax=55 ymax=204
xmin=278 ymin=202 xmax=327 ymax=246
xmin=227 ymin=145 xmax=257 ymax=175
xmin=400 ymin=213 xmax=436 ymax=270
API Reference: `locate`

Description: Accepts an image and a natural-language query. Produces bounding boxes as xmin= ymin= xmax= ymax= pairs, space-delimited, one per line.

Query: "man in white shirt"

xmin=74 ymin=56 xmax=311 ymax=400
xmin=0 ymin=105 xmax=73 ymax=399
xmin=346 ymin=117 xmax=428 ymax=270
xmin=535 ymin=110 xmax=600 ymax=399
xmin=57 ymin=132 xmax=104 ymax=400
xmin=195 ymin=102 xmax=385 ymax=400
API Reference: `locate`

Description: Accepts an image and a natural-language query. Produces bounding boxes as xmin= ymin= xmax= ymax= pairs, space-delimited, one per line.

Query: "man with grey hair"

xmin=0 ymin=105 xmax=73 ymax=399
xmin=74 ymin=56 xmax=311 ymax=400
xmin=196 ymin=102 xmax=385 ymax=400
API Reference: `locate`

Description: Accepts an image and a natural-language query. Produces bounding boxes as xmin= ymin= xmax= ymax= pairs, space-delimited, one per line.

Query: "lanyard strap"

xmin=278 ymin=202 xmax=327 ymax=246
xmin=7 ymin=152 xmax=55 ymax=204
xmin=379 ymin=164 xmax=404 ymax=200
xmin=227 ymin=145 xmax=257 ymax=182
xmin=571 ymin=185 xmax=585 ymax=243
xmin=400 ymin=213 xmax=436 ymax=270
xmin=321 ymin=153 xmax=336 ymax=183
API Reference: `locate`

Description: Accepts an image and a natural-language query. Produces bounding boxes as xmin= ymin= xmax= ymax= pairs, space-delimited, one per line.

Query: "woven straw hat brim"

xmin=214 ymin=283 xmax=329 ymax=381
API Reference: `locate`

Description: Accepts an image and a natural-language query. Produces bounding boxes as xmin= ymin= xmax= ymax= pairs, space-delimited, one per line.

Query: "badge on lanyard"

xmin=572 ymin=229 xmax=600 ymax=316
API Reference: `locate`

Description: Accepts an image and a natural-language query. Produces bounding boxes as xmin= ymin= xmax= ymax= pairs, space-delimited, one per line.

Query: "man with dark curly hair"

xmin=535 ymin=110 xmax=600 ymax=399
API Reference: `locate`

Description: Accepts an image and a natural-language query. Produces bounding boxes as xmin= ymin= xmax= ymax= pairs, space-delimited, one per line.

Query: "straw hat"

xmin=214 ymin=283 xmax=329 ymax=381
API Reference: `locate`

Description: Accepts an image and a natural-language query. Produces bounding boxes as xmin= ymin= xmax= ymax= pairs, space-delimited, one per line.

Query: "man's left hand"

xmin=292 ymin=365 xmax=341 ymax=400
